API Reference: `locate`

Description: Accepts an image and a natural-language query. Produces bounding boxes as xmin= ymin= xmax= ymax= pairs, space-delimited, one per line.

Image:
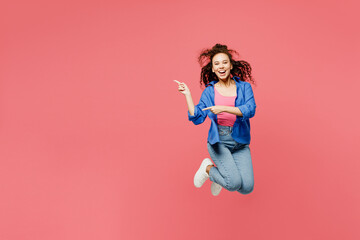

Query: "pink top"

xmin=214 ymin=87 xmax=237 ymax=127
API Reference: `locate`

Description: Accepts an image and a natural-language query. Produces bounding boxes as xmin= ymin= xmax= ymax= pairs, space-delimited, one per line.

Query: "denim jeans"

xmin=207 ymin=125 xmax=254 ymax=194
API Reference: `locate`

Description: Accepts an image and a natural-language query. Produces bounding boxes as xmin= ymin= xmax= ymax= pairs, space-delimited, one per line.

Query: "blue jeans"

xmin=207 ymin=125 xmax=254 ymax=194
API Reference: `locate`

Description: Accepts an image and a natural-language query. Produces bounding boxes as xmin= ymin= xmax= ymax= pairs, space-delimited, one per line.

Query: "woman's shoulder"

xmin=236 ymin=80 xmax=252 ymax=90
xmin=235 ymin=79 xmax=249 ymax=85
xmin=202 ymin=84 xmax=213 ymax=92
xmin=199 ymin=84 xmax=213 ymax=98
xmin=200 ymin=86 xmax=209 ymax=97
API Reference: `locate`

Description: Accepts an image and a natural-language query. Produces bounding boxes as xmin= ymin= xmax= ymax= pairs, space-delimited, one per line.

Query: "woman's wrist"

xmin=222 ymin=106 xmax=229 ymax=112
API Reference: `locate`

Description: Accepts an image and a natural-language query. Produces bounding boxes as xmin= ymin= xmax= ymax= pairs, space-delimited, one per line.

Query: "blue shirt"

xmin=188 ymin=76 xmax=257 ymax=145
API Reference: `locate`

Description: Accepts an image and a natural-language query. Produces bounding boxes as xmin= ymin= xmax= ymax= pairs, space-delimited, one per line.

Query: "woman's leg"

xmin=232 ymin=144 xmax=254 ymax=194
xmin=207 ymin=142 xmax=242 ymax=191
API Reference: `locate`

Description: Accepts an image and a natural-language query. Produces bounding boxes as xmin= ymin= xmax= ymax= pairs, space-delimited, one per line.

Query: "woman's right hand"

xmin=174 ymin=80 xmax=191 ymax=95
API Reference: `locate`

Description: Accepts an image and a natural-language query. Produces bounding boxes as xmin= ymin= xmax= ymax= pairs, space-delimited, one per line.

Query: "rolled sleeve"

xmin=237 ymin=82 xmax=256 ymax=120
xmin=188 ymin=89 xmax=208 ymax=125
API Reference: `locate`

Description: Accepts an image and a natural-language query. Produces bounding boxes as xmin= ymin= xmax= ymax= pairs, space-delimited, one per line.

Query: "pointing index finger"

xmin=173 ymin=80 xmax=181 ymax=84
xmin=202 ymin=107 xmax=212 ymax=111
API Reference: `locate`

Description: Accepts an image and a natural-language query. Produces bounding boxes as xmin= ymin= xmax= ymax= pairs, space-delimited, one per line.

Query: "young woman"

xmin=174 ymin=43 xmax=257 ymax=196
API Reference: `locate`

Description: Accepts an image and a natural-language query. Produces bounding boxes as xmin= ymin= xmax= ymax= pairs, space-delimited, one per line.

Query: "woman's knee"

xmin=239 ymin=182 xmax=254 ymax=194
xmin=225 ymin=175 xmax=242 ymax=191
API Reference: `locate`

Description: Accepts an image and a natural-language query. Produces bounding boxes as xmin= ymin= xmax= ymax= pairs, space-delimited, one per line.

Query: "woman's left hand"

xmin=202 ymin=106 xmax=226 ymax=114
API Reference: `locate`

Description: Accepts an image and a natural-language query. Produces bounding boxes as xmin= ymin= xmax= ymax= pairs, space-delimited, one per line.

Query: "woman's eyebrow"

xmin=214 ymin=60 xmax=228 ymax=63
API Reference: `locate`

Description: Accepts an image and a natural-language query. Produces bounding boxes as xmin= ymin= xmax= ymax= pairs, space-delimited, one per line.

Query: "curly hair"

xmin=198 ymin=43 xmax=255 ymax=87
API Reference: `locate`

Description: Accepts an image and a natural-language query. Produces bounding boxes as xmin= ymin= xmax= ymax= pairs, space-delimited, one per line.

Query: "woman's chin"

xmin=218 ymin=75 xmax=229 ymax=80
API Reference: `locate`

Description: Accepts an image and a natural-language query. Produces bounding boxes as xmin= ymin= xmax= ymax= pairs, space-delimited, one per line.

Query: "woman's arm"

xmin=202 ymin=105 xmax=243 ymax=116
xmin=174 ymin=80 xmax=195 ymax=115
xmin=174 ymin=80 xmax=207 ymax=124
xmin=185 ymin=93 xmax=195 ymax=116
xmin=236 ymin=82 xmax=256 ymax=119
xmin=188 ymin=91 xmax=208 ymax=125
xmin=222 ymin=106 xmax=243 ymax=116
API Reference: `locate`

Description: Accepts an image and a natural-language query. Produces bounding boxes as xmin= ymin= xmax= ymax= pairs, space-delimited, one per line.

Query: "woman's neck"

xmin=216 ymin=77 xmax=234 ymax=87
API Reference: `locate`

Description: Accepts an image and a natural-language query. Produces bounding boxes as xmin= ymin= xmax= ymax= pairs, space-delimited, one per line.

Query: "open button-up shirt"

xmin=188 ymin=76 xmax=257 ymax=145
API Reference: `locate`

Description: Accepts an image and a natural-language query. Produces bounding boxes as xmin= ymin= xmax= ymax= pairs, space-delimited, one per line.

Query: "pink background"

xmin=1 ymin=0 xmax=359 ymax=239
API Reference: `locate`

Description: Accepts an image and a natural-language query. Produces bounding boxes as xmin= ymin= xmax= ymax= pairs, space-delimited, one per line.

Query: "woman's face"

xmin=212 ymin=53 xmax=233 ymax=81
